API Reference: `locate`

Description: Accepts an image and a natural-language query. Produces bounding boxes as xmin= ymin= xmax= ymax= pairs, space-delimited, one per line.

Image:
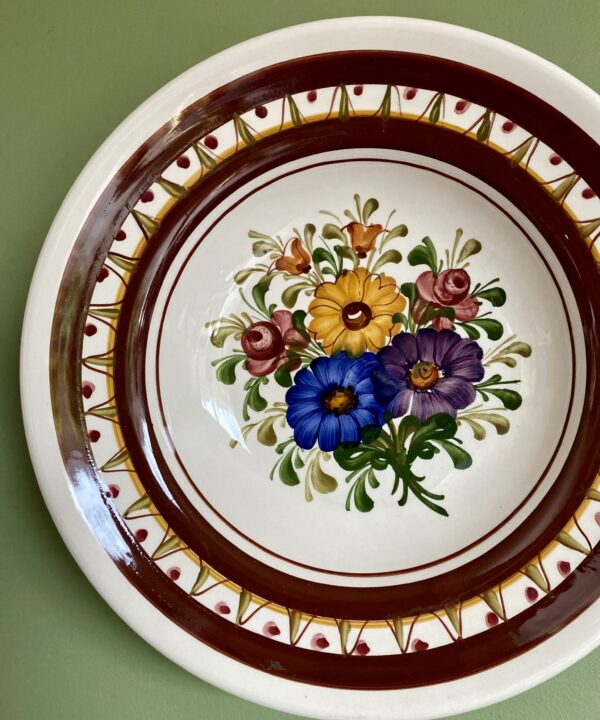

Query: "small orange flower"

xmin=346 ymin=223 xmax=383 ymax=258
xmin=275 ymin=238 xmax=311 ymax=275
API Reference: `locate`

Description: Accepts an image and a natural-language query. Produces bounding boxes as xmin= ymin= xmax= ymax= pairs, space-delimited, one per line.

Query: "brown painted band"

xmin=153 ymin=156 xmax=576 ymax=579
xmin=49 ymin=51 xmax=600 ymax=686
xmin=116 ymin=116 xmax=597 ymax=619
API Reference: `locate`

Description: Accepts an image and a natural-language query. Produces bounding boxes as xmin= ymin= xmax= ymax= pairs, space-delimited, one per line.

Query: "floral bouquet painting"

xmin=207 ymin=196 xmax=531 ymax=515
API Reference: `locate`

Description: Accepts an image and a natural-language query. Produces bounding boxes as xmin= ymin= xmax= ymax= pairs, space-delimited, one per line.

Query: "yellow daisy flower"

xmin=308 ymin=267 xmax=406 ymax=356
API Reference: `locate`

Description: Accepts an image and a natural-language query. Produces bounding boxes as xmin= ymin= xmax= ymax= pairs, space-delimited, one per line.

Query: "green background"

xmin=2 ymin=1 xmax=599 ymax=718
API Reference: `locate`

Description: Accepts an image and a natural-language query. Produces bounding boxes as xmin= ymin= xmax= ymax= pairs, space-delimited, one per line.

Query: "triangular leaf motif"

xmin=124 ymin=493 xmax=153 ymax=517
xmin=190 ymin=565 xmax=211 ymax=594
xmin=233 ymin=114 xmax=257 ymax=146
xmin=337 ymin=619 xmax=351 ymax=654
xmin=509 ymin=136 xmax=535 ymax=167
xmin=522 ymin=563 xmax=549 ymax=592
xmin=480 ymin=589 xmax=505 ymax=620
xmin=101 ymin=447 xmax=130 ymax=471
xmin=556 ymin=531 xmax=588 ymax=555
xmin=194 ymin=143 xmax=217 ymax=169
xmin=443 ymin=603 xmax=462 ymax=638
xmin=131 ymin=209 xmax=159 ymax=240
xmin=86 ymin=405 xmax=119 ymax=420
xmin=158 ymin=177 xmax=188 ymax=199
xmin=152 ymin=533 xmax=185 ymax=559
xmin=236 ymin=589 xmax=253 ymax=624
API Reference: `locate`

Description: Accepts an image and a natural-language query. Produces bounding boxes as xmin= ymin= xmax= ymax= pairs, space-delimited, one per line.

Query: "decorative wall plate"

xmin=21 ymin=17 xmax=600 ymax=720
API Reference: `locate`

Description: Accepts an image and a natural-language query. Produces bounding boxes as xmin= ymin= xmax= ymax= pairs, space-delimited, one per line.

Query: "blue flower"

xmin=285 ymin=352 xmax=385 ymax=452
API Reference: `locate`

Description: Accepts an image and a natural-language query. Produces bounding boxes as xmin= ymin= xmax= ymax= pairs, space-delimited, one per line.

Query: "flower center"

xmin=409 ymin=361 xmax=440 ymax=390
xmin=322 ymin=386 xmax=356 ymax=415
xmin=342 ymin=301 xmax=372 ymax=330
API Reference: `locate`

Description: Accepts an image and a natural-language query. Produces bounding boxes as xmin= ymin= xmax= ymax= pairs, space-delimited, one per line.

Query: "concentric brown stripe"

xmin=116 ymin=117 xmax=596 ymax=619
xmin=152 ymin=156 xmax=577 ymax=580
xmin=50 ymin=51 xmax=600 ymax=686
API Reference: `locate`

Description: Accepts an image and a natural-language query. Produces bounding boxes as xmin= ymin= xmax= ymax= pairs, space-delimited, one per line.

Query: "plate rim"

xmin=20 ymin=16 xmax=600 ymax=719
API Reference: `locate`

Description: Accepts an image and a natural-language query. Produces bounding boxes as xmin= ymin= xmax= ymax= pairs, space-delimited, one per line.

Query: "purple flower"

xmin=372 ymin=329 xmax=484 ymax=421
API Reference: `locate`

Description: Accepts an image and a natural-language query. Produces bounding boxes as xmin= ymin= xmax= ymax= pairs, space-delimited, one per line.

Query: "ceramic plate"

xmin=21 ymin=17 xmax=600 ymax=720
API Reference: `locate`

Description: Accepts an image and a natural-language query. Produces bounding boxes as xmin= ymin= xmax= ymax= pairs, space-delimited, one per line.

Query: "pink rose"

xmin=241 ymin=310 xmax=307 ymax=377
xmin=414 ymin=270 xmax=479 ymax=330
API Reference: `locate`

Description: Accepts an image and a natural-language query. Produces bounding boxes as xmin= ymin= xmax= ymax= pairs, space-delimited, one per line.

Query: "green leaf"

xmin=312 ymin=247 xmax=336 ymax=266
xmin=234 ymin=267 xmax=260 ymax=284
xmin=406 ymin=413 xmax=458 ymax=464
xmin=459 ymin=322 xmax=480 ymax=339
xmin=303 ymin=223 xmax=316 ymax=247
xmin=321 ymin=223 xmax=346 ymax=242
xmin=251 ymin=274 xmax=274 ymax=316
xmin=279 ymin=449 xmax=300 ymax=486
xmin=460 ymin=318 xmax=504 ymax=341
xmin=274 ymin=362 xmax=294 ymax=388
xmin=477 ymin=287 xmax=506 ymax=307
xmin=252 ymin=240 xmax=272 ymax=257
xmin=372 ymin=249 xmax=402 ymax=273
xmin=246 ymin=379 xmax=268 ymax=413
xmin=248 ymin=230 xmax=273 ymax=240
xmin=382 ymin=224 xmax=408 ymax=246
xmin=436 ymin=439 xmax=472 ymax=469
xmin=309 ymin=456 xmax=338 ymax=494
xmin=257 ymin=415 xmax=278 ymax=446
xmin=215 ymin=354 xmax=245 ymax=384
xmin=483 ymin=388 xmax=522 ymax=410
xmin=407 ymin=236 xmax=437 ymax=273
xmin=292 ymin=309 xmax=309 ymax=337
xmin=362 ymin=198 xmax=379 ymax=224
xmin=282 ymin=283 xmax=307 ymax=309
xmin=334 ymin=245 xmax=357 ymax=263
xmin=501 ymin=341 xmax=532 ymax=358
xmin=210 ymin=324 xmax=240 ymax=348
xmin=391 ymin=312 xmax=408 ymax=326
xmin=400 ymin=282 xmax=418 ymax=308
xmin=457 ymin=238 xmax=481 ymax=263
xmin=347 ymin=472 xmax=375 ymax=512
xmin=459 ymin=417 xmax=487 ymax=440
xmin=464 ymin=412 xmax=510 ymax=436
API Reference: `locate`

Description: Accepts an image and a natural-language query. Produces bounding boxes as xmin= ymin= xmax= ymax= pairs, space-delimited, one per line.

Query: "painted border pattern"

xmin=81 ymin=83 xmax=600 ymax=657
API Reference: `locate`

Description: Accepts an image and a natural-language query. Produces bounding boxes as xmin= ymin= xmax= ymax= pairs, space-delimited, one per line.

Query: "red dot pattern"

xmin=176 ymin=155 xmax=190 ymax=169
xmin=255 ymin=105 xmax=268 ymax=119
xmin=140 ymin=189 xmax=154 ymax=203
xmin=307 ymin=90 xmax=317 ymax=102
xmin=84 ymin=324 xmax=97 ymax=337
xmin=135 ymin=528 xmax=148 ymax=542
xmin=204 ymin=135 xmax=218 ymax=150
